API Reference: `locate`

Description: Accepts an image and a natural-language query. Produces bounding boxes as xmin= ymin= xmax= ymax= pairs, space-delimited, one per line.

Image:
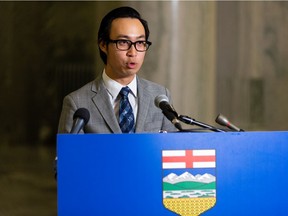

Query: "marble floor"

xmin=0 ymin=144 xmax=57 ymax=216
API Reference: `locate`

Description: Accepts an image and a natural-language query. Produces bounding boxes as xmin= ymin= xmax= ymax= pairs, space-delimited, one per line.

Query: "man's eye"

xmin=118 ymin=40 xmax=129 ymax=45
xmin=136 ymin=41 xmax=146 ymax=45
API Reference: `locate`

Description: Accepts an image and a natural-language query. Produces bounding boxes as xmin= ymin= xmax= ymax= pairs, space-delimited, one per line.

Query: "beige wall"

xmin=216 ymin=1 xmax=288 ymax=130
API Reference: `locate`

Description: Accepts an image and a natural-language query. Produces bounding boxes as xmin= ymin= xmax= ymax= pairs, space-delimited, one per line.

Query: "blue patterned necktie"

xmin=119 ymin=86 xmax=135 ymax=133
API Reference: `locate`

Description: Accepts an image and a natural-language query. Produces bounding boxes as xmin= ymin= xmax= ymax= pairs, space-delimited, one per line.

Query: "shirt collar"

xmin=102 ymin=70 xmax=137 ymax=99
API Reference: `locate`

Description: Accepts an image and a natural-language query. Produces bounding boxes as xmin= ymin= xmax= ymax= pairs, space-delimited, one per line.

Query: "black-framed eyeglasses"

xmin=108 ymin=39 xmax=152 ymax=52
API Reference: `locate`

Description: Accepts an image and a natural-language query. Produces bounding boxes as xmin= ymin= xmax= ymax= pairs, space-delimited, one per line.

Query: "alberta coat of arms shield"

xmin=162 ymin=149 xmax=216 ymax=216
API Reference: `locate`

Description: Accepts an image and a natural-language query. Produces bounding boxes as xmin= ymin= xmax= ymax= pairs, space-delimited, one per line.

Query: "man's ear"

xmin=99 ymin=41 xmax=108 ymax=54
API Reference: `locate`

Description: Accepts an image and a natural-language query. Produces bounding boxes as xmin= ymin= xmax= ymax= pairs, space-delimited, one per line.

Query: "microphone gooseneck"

xmin=162 ymin=109 xmax=183 ymax=131
xmin=178 ymin=115 xmax=226 ymax=132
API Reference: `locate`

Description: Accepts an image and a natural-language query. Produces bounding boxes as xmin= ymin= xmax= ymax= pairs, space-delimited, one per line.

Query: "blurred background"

xmin=0 ymin=1 xmax=287 ymax=215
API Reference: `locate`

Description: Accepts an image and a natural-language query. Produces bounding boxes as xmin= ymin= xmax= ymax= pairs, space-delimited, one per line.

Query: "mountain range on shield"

xmin=163 ymin=172 xmax=215 ymax=184
xmin=163 ymin=172 xmax=216 ymax=196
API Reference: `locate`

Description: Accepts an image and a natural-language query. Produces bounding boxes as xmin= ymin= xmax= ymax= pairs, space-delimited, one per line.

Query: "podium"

xmin=57 ymin=131 xmax=288 ymax=216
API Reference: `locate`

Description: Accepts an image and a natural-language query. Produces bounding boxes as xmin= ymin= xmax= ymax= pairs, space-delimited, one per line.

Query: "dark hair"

xmin=98 ymin=6 xmax=150 ymax=64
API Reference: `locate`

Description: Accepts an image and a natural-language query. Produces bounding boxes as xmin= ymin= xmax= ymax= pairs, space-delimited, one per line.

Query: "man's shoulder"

xmin=137 ymin=76 xmax=171 ymax=100
xmin=137 ymin=76 xmax=167 ymax=90
xmin=67 ymin=78 xmax=102 ymax=98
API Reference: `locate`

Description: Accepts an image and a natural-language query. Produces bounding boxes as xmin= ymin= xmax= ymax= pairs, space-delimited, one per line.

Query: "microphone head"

xmin=73 ymin=108 xmax=90 ymax=125
xmin=215 ymin=114 xmax=229 ymax=127
xmin=215 ymin=113 xmax=243 ymax=132
xmin=154 ymin=95 xmax=169 ymax=108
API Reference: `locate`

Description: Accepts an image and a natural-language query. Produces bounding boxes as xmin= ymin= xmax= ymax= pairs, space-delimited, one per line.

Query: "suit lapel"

xmin=135 ymin=78 xmax=150 ymax=132
xmin=91 ymin=78 xmax=121 ymax=133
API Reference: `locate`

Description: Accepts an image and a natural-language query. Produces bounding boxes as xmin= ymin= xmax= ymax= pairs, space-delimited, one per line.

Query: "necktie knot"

xmin=119 ymin=86 xmax=130 ymax=98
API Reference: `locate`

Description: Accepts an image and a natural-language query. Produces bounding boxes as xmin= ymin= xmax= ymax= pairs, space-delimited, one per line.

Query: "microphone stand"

xmin=178 ymin=115 xmax=226 ymax=132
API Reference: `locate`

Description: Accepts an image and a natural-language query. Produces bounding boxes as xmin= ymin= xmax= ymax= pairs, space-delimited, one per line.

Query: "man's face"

xmin=100 ymin=18 xmax=147 ymax=85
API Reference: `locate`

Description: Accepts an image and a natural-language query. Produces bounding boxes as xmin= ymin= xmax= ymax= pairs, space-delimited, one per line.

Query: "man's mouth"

xmin=127 ymin=62 xmax=137 ymax=69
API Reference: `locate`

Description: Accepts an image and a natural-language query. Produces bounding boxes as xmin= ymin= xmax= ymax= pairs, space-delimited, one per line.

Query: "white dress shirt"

xmin=102 ymin=70 xmax=138 ymax=122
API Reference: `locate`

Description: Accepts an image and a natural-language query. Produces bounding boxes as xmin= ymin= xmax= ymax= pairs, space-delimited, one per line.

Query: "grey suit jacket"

xmin=58 ymin=75 xmax=177 ymax=133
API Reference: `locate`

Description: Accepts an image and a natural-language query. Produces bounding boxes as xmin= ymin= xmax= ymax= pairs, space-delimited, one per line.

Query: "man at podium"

xmin=58 ymin=6 xmax=177 ymax=134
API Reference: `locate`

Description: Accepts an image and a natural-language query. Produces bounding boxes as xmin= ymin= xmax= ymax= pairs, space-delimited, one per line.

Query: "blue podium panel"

xmin=57 ymin=132 xmax=288 ymax=216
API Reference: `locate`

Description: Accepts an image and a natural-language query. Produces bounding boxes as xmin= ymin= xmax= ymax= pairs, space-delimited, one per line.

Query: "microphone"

xmin=70 ymin=108 xmax=90 ymax=134
xmin=154 ymin=95 xmax=182 ymax=130
xmin=55 ymin=108 xmax=90 ymax=180
xmin=154 ymin=95 xmax=178 ymax=116
xmin=215 ymin=113 xmax=244 ymax=132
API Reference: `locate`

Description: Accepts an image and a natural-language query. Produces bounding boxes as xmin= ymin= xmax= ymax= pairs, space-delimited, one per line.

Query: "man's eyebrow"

xmin=116 ymin=34 xmax=146 ymax=40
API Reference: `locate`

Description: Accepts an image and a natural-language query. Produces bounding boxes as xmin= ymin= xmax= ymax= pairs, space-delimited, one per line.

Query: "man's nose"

xmin=127 ymin=44 xmax=138 ymax=56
